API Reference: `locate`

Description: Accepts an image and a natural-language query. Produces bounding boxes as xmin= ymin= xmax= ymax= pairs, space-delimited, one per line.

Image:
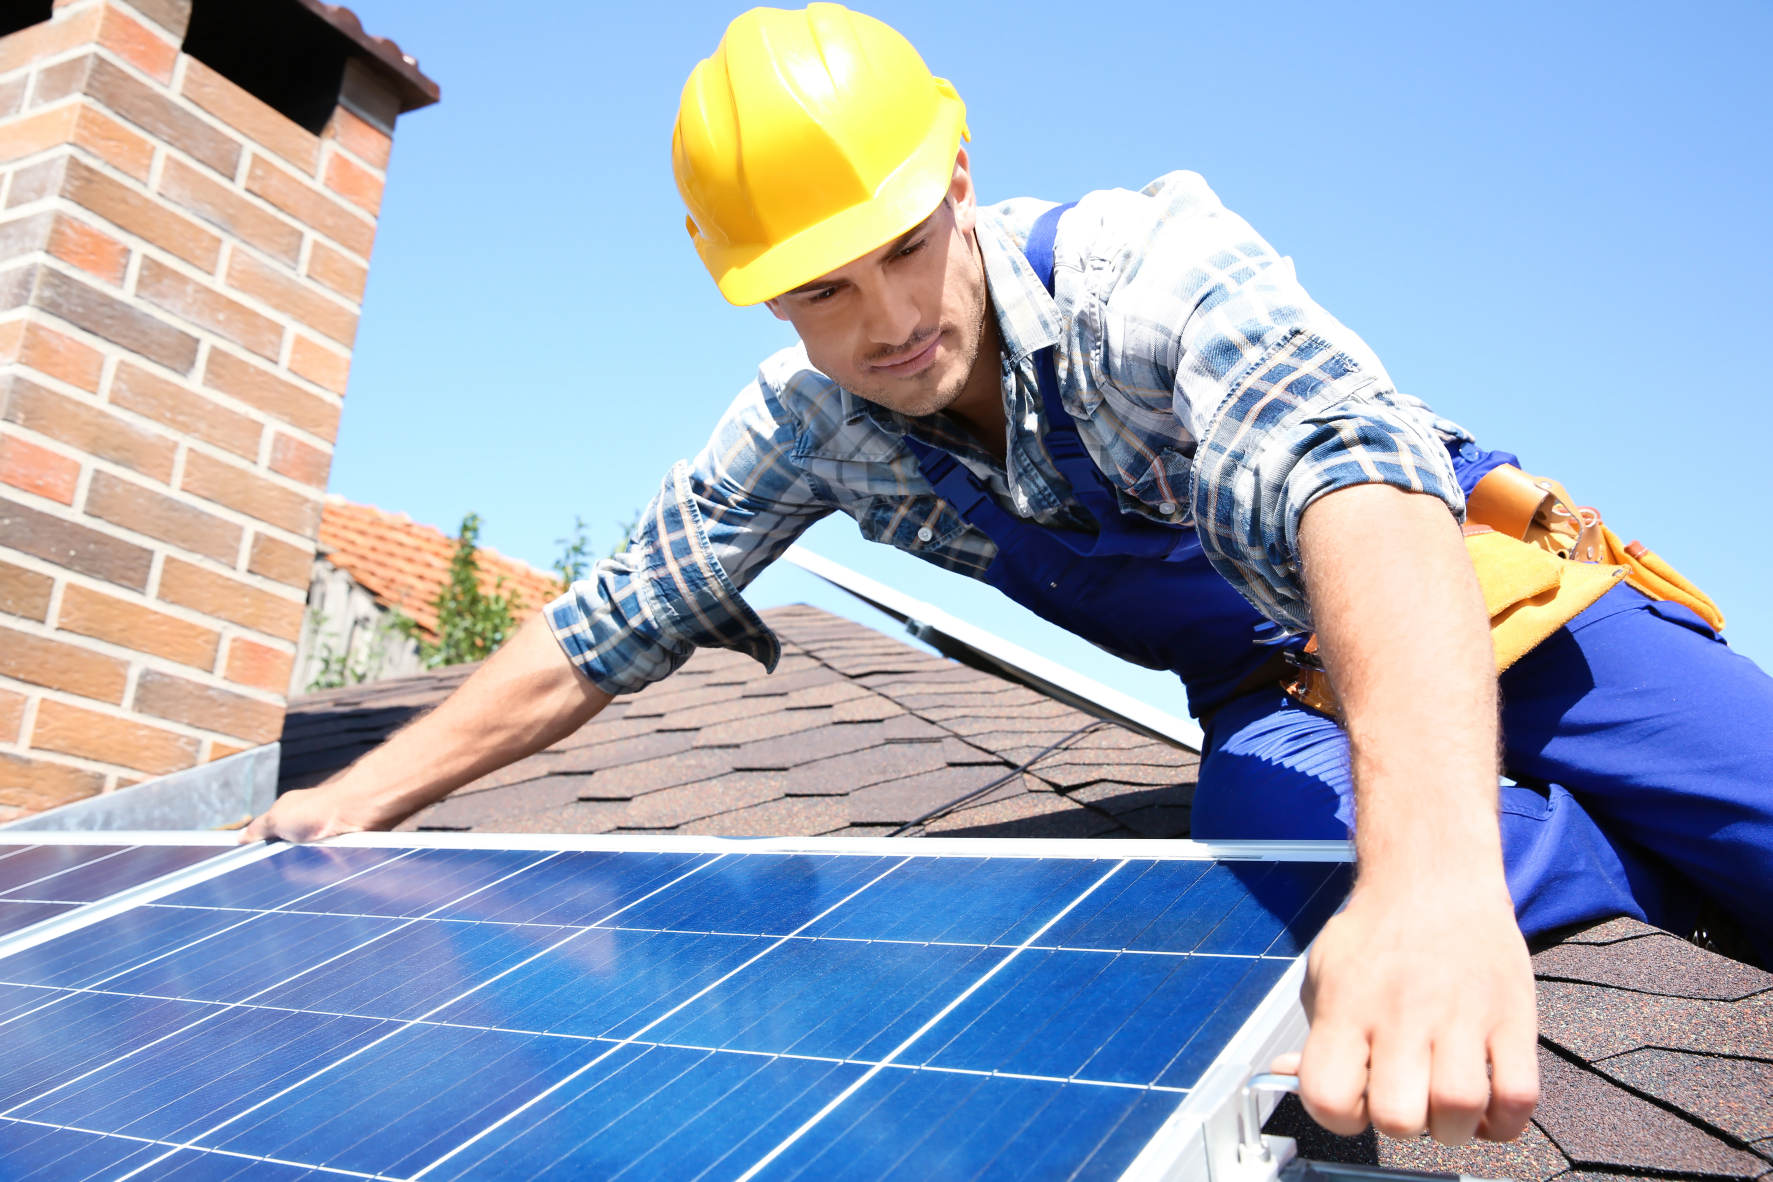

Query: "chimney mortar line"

xmin=225 ymin=244 xmax=363 ymax=322
xmin=13 ymin=690 xmax=41 ymax=753
xmin=24 ymin=675 xmax=278 ymax=752
xmin=45 ymin=561 xmax=288 ymax=647
xmin=106 ymin=0 xmax=181 ymax=49
xmin=141 ymin=536 xmax=162 ymax=595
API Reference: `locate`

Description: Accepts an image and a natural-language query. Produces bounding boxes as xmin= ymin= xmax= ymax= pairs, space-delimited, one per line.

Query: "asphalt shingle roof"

xmin=280 ymin=605 xmax=1197 ymax=838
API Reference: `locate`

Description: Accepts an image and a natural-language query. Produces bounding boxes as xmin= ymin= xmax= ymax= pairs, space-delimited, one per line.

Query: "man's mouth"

xmin=867 ymin=331 xmax=942 ymax=378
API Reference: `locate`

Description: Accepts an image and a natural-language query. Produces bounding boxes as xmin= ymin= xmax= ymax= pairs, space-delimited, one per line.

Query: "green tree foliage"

xmin=412 ymin=513 xmax=519 ymax=667
xmin=553 ymin=516 xmax=593 ymax=592
xmin=553 ymin=511 xmax=642 ymax=592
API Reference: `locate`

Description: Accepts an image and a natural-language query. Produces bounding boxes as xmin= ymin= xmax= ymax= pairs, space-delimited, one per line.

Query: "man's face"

xmin=766 ymin=152 xmax=987 ymax=417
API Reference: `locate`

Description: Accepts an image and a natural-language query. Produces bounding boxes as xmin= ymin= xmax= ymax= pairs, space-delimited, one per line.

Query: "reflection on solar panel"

xmin=0 ymin=843 xmax=232 ymax=939
xmin=0 ymin=836 xmax=1350 ymax=1181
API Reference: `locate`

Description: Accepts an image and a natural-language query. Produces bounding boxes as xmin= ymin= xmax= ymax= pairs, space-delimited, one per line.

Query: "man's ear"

xmin=764 ymin=297 xmax=791 ymax=322
xmin=949 ymin=146 xmax=978 ymax=233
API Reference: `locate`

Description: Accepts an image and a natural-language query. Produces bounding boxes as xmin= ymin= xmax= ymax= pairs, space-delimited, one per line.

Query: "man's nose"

xmin=858 ymin=273 xmax=922 ymax=349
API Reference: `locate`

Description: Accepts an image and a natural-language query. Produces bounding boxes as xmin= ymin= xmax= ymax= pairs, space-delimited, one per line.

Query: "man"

xmin=248 ymin=3 xmax=1773 ymax=1151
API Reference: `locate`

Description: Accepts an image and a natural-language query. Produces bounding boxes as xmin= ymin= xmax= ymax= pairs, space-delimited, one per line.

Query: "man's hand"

xmin=1289 ymin=483 xmax=1539 ymax=1145
xmin=243 ymin=615 xmax=611 ymax=844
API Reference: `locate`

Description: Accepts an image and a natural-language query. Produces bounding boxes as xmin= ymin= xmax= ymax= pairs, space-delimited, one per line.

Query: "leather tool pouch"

xmin=1280 ymin=463 xmax=1723 ymax=721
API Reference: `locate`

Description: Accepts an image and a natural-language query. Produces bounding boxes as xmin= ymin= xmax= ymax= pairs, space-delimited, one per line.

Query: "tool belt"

xmin=1281 ymin=464 xmax=1724 ymax=722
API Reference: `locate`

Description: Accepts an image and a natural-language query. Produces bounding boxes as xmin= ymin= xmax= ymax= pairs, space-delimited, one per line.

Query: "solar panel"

xmin=0 ymin=835 xmax=1351 ymax=1181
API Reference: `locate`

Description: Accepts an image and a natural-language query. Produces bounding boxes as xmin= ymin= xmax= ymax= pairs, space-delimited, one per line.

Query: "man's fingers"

xmin=239 ymin=813 xmax=271 ymax=844
xmin=1297 ymin=1022 xmax=1371 ymax=1135
xmin=1270 ymin=1051 xmax=1301 ymax=1076
xmin=1425 ymin=1031 xmax=1491 ymax=1145
xmin=1478 ymin=1016 xmax=1540 ymax=1141
xmin=1365 ymin=1029 xmax=1431 ymax=1140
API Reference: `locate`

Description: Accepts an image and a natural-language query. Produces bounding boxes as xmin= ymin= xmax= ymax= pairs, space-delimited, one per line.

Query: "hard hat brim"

xmin=693 ymin=94 xmax=968 ymax=307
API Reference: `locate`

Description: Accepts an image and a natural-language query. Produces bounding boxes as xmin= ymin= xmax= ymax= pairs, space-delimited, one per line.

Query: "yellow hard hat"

xmin=673 ymin=4 xmax=969 ymax=306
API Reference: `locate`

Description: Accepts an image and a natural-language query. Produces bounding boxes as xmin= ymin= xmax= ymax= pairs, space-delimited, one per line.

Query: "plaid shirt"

xmin=550 ymin=171 xmax=1468 ymax=694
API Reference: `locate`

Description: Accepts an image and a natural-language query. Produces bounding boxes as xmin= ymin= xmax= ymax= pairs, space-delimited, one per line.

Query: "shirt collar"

xmin=975 ymin=205 xmax=1062 ymax=363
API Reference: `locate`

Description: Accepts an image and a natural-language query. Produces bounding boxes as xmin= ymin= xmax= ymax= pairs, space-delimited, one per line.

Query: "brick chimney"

xmin=0 ymin=0 xmax=437 ymax=820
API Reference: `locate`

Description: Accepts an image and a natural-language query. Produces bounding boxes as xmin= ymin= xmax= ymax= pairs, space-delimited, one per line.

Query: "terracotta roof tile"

xmin=317 ymin=499 xmax=561 ymax=639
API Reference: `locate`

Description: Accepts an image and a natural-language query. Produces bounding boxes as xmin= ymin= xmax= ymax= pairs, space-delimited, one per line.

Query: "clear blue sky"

xmin=333 ymin=0 xmax=1773 ymax=716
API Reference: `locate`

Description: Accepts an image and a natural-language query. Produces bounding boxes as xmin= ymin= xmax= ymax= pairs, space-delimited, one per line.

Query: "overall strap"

xmin=1018 ymin=202 xmax=1196 ymax=562
xmin=1024 ymin=202 xmax=1076 ymax=295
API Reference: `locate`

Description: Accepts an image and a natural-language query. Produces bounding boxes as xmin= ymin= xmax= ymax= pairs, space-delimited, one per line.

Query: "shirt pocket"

xmin=854 ymin=494 xmax=972 ymax=556
xmin=1118 ymin=444 xmax=1197 ymax=523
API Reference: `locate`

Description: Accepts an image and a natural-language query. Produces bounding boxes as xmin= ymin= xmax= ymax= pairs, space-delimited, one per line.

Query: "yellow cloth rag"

xmin=1465 ymin=529 xmax=1627 ymax=672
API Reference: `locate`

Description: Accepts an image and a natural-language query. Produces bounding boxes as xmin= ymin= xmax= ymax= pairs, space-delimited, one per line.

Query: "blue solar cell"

xmin=0 ymin=981 xmax=61 ymax=1024
xmin=105 ymin=910 xmax=403 ymax=1003
xmin=916 ymin=946 xmax=1286 ymax=1086
xmin=760 ymin=1067 xmax=1174 ymax=1182
xmin=801 ymin=855 xmax=1116 ymax=945
xmin=281 ymin=847 xmax=557 ymax=919
xmin=157 ymin=845 xmax=409 ymax=912
xmin=0 ymin=902 xmax=251 ymax=989
xmin=430 ymin=848 xmax=714 ymax=925
xmin=125 ymin=1147 xmax=320 ymax=1180
xmin=426 ymin=1045 xmax=864 ymax=1182
xmin=205 ymin=1022 xmax=607 ymax=1176
xmin=3 ymin=845 xmax=225 ymax=903
xmin=0 ymin=900 xmax=79 ymax=937
xmin=0 ymin=845 xmax=1350 ymax=1180
xmin=0 ymin=991 xmax=219 ymax=1111
xmin=1195 ymin=863 xmax=1349 ymax=957
xmin=615 ymin=852 xmax=900 ymax=935
xmin=0 ymin=845 xmax=127 ymax=894
xmin=435 ymin=927 xmax=767 ymax=1040
xmin=250 ymin=918 xmax=575 ymax=1020
xmin=650 ymin=937 xmax=1003 ymax=1061
xmin=1043 ymin=859 xmax=1346 ymax=955
xmin=13 ymin=1005 xmax=395 ymax=1145
xmin=0 ymin=1123 xmax=165 ymax=1181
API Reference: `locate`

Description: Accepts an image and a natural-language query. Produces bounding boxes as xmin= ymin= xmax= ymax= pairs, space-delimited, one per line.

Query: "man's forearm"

xmin=245 ymin=614 xmax=612 ymax=842
xmin=1289 ymin=483 xmax=1537 ymax=1146
xmin=1303 ymin=484 xmax=1501 ymax=879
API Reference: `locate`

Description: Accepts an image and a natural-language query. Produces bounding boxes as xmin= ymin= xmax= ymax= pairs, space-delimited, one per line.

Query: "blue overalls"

xmin=899 ymin=204 xmax=1773 ymax=961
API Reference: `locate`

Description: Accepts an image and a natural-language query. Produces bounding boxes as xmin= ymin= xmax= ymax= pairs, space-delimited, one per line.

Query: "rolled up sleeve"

xmin=1190 ymin=328 xmax=1463 ymax=631
xmin=1073 ymin=172 xmax=1468 ymax=631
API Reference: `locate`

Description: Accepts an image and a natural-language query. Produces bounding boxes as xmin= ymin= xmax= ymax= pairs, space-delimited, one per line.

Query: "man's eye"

xmin=807 ymin=287 xmax=839 ymax=303
xmin=898 ymin=239 xmax=926 ymax=259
